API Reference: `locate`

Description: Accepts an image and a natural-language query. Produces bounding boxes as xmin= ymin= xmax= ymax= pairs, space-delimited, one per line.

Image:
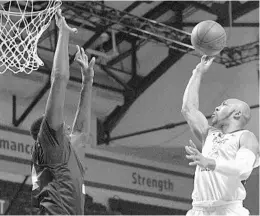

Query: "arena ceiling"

xmin=39 ymin=1 xmax=259 ymax=140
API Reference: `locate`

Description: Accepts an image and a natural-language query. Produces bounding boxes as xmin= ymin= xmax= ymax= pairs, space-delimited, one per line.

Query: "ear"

xmin=233 ymin=110 xmax=242 ymax=120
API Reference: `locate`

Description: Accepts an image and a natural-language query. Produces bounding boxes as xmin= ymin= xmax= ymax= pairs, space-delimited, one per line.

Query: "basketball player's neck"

xmin=218 ymin=122 xmax=243 ymax=134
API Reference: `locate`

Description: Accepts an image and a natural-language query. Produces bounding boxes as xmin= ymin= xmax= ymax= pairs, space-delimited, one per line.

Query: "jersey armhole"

xmin=237 ymin=130 xmax=249 ymax=148
xmin=204 ymin=126 xmax=217 ymax=139
xmin=237 ymin=130 xmax=259 ymax=168
xmin=38 ymin=117 xmax=68 ymax=147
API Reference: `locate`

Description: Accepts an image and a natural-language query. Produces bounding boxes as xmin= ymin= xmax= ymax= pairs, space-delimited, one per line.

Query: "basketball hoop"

xmin=0 ymin=0 xmax=61 ymax=74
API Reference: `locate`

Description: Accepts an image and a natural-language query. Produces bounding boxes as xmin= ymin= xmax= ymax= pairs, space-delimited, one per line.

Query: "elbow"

xmin=51 ymin=73 xmax=69 ymax=83
xmin=182 ymin=104 xmax=198 ymax=115
xmin=181 ymin=107 xmax=186 ymax=114
xmin=181 ymin=106 xmax=190 ymax=115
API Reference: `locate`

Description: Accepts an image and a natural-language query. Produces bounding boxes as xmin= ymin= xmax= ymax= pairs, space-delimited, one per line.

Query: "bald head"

xmin=226 ymin=99 xmax=251 ymax=126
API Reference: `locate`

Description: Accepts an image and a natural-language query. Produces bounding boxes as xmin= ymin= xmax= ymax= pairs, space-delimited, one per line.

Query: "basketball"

xmin=191 ymin=20 xmax=227 ymax=56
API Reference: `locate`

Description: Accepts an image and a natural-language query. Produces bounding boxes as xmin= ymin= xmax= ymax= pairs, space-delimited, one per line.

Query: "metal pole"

xmin=13 ymin=80 xmax=51 ymax=127
xmin=101 ymin=66 xmax=132 ymax=91
xmin=131 ymin=40 xmax=137 ymax=77
xmin=101 ymin=104 xmax=259 ymax=144
xmin=12 ymin=95 xmax=17 ymax=125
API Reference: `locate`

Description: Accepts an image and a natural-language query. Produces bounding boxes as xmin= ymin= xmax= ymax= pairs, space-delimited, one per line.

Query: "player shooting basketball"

xmin=30 ymin=9 xmax=95 ymax=215
xmin=182 ymin=56 xmax=259 ymax=216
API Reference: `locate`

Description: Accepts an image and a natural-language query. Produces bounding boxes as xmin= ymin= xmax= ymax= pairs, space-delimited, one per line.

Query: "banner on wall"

xmin=0 ymin=126 xmax=33 ymax=175
xmin=84 ymin=154 xmax=193 ymax=203
xmin=0 ymin=123 xmax=97 ymax=163
xmin=0 ymin=126 xmax=33 ymax=160
xmin=0 ymin=125 xmax=193 ymax=203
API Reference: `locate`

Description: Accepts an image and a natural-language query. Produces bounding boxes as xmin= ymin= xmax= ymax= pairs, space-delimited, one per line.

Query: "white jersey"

xmin=192 ymin=128 xmax=252 ymax=206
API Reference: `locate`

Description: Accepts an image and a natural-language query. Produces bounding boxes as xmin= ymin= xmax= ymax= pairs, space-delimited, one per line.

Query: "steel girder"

xmin=102 ymin=1 xmax=175 ymax=53
xmin=218 ymin=41 xmax=259 ymax=68
xmin=62 ymin=1 xmax=259 ymax=69
xmin=63 ymin=1 xmax=193 ymax=52
xmin=7 ymin=1 xmax=259 ymax=131
xmin=98 ymin=1 xmax=259 ymax=143
xmin=100 ymin=104 xmax=259 ymax=144
xmin=182 ymin=22 xmax=259 ymax=28
xmin=101 ymin=50 xmax=186 ymax=142
xmin=100 ymin=3 xmax=186 ymax=141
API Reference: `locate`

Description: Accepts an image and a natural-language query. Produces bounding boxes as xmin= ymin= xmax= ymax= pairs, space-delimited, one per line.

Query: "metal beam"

xmin=101 ymin=0 xmax=258 ymax=137
xmin=101 ymin=65 xmax=133 ymax=91
xmin=123 ymin=1 xmax=143 ymax=12
xmin=69 ymin=27 xmax=107 ymax=65
xmin=102 ymin=1 xmax=173 ymax=52
xmin=34 ymin=68 xmax=124 ymax=94
xmin=137 ymin=52 xmax=185 ymax=98
xmin=131 ymin=40 xmax=137 ymax=77
xmin=101 ymin=4 xmax=186 ymax=134
xmin=218 ymin=40 xmax=259 ymax=68
xmin=100 ymin=104 xmax=259 ymax=143
xmin=66 ymin=19 xmax=97 ymax=32
xmin=107 ymin=43 xmax=139 ymax=66
xmin=13 ymin=79 xmax=51 ymax=127
xmin=181 ymin=1 xmax=217 ymax=15
xmin=182 ymin=22 xmax=259 ymax=28
xmin=102 ymin=50 xmax=185 ymax=134
xmin=232 ymin=1 xmax=259 ymax=21
xmin=216 ymin=1 xmax=259 ymax=25
xmin=106 ymin=2 xmax=187 ymax=66
xmin=67 ymin=1 xmax=143 ymax=64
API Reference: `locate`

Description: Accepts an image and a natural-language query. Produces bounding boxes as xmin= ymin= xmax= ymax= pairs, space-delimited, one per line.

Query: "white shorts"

xmin=186 ymin=201 xmax=250 ymax=216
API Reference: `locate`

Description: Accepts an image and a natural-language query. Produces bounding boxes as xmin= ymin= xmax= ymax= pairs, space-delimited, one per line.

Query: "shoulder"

xmin=239 ymin=130 xmax=259 ymax=155
xmin=240 ymin=130 xmax=258 ymax=143
xmin=70 ymin=132 xmax=88 ymax=148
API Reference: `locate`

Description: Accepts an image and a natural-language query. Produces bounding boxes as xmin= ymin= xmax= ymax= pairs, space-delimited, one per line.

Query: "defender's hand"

xmin=75 ymin=45 xmax=95 ymax=81
xmin=185 ymin=140 xmax=209 ymax=169
xmin=193 ymin=55 xmax=215 ymax=75
xmin=55 ymin=9 xmax=77 ymax=34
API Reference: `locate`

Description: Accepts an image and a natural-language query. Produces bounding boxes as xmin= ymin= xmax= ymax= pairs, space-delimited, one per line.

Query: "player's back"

xmin=192 ymin=128 xmax=251 ymax=206
xmin=31 ymin=119 xmax=85 ymax=215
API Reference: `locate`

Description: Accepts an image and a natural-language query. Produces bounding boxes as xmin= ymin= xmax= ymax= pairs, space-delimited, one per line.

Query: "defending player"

xmin=30 ymin=9 xmax=95 ymax=215
xmin=182 ymin=56 xmax=259 ymax=216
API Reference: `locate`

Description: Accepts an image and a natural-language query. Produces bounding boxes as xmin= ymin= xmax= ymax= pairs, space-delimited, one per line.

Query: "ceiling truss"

xmin=7 ymin=1 xmax=258 ymax=140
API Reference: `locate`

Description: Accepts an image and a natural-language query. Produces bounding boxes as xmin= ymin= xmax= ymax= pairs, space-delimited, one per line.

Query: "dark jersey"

xmin=31 ymin=119 xmax=85 ymax=215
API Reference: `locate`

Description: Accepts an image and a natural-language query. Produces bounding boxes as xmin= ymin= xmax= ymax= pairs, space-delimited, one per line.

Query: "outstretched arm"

xmin=181 ymin=56 xmax=214 ymax=147
xmin=44 ymin=9 xmax=77 ymax=130
xmin=71 ymin=46 xmax=95 ymax=147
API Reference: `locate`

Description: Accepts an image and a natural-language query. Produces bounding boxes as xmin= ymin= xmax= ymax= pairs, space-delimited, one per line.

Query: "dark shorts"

xmin=36 ymin=205 xmax=69 ymax=215
xmin=37 ymin=206 xmax=50 ymax=215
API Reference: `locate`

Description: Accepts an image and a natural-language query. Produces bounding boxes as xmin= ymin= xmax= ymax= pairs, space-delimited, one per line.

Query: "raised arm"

xmin=44 ymin=9 xmax=77 ymax=130
xmin=181 ymin=56 xmax=214 ymax=146
xmin=71 ymin=46 xmax=95 ymax=147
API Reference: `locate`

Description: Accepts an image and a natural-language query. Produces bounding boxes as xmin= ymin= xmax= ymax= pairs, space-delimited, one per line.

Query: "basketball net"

xmin=0 ymin=0 xmax=61 ymax=74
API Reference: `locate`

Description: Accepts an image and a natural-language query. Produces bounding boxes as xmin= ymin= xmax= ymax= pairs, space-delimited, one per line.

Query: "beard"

xmin=211 ymin=113 xmax=218 ymax=126
xmin=211 ymin=110 xmax=235 ymax=127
